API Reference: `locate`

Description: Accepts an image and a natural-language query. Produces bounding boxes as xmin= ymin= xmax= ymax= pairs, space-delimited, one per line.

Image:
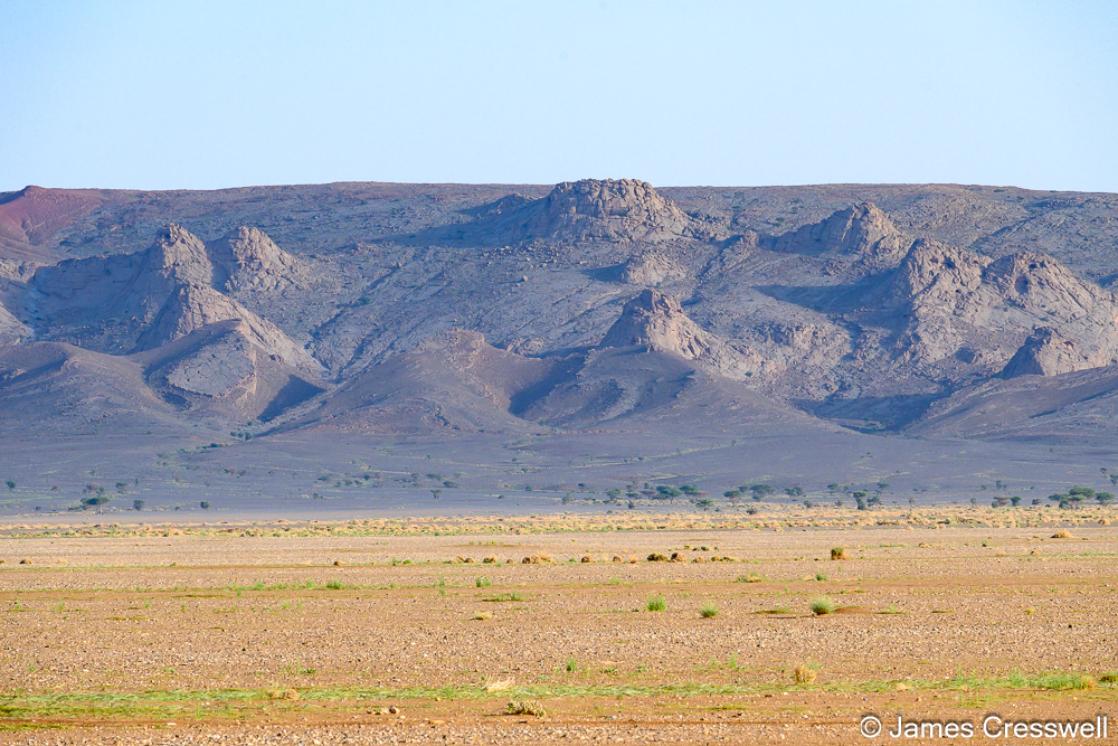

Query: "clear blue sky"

xmin=3 ymin=0 xmax=1117 ymax=192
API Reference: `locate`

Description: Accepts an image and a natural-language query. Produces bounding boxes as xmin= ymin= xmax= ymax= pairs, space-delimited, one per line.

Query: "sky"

xmin=2 ymin=0 xmax=1117 ymax=192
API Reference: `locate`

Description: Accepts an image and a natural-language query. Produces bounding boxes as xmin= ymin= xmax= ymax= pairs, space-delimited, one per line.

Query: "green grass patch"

xmin=810 ymin=597 xmax=836 ymax=615
xmin=1 ymin=671 xmax=1110 ymax=726
xmin=482 ymin=593 xmax=524 ymax=603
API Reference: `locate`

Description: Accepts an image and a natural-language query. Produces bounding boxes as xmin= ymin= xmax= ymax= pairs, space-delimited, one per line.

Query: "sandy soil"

xmin=1 ymin=510 xmax=1116 ymax=744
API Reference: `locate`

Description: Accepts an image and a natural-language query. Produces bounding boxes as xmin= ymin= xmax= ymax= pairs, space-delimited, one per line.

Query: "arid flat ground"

xmin=2 ymin=508 xmax=1117 ymax=744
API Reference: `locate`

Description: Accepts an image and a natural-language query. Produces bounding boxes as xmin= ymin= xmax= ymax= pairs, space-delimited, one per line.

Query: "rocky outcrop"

xmin=1001 ymin=328 xmax=1111 ymax=378
xmin=884 ymin=238 xmax=987 ymax=316
xmin=873 ymin=241 xmax=1118 ymax=371
xmin=476 ymin=179 xmax=704 ymax=244
xmin=600 ymin=289 xmax=756 ymax=380
xmin=618 ymin=252 xmax=687 ymax=286
xmin=602 ymin=289 xmax=712 ymax=360
xmin=30 ymin=224 xmax=320 ymax=372
xmin=207 ymin=226 xmax=306 ymax=292
xmin=767 ymin=202 xmax=910 ymax=268
xmin=983 ymin=251 xmax=1108 ymax=314
xmin=139 ymin=223 xmax=216 ymax=287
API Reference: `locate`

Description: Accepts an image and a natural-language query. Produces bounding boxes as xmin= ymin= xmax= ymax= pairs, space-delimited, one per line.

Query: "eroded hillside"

xmin=2 ymin=178 xmax=1118 ymax=513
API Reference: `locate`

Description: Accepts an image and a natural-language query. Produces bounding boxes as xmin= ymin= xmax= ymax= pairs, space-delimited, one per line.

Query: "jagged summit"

xmin=473 ymin=179 xmax=703 ymax=244
xmin=601 ymin=289 xmax=712 ymax=359
xmin=866 ymin=239 xmax=1118 ymax=371
xmin=139 ymin=223 xmax=215 ymax=287
xmin=600 ymin=289 xmax=756 ymax=380
xmin=7 ymin=180 xmax=1118 ymax=445
xmin=207 ymin=226 xmax=306 ymax=292
xmin=767 ymin=202 xmax=910 ymax=267
xmin=885 ymin=238 xmax=986 ymax=310
xmin=29 ymin=224 xmax=320 ymax=371
xmin=136 ymin=224 xmax=303 ymax=293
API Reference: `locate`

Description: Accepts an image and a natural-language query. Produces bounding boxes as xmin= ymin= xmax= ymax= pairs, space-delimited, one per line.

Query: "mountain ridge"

xmin=2 ymin=178 xmax=1117 ymax=445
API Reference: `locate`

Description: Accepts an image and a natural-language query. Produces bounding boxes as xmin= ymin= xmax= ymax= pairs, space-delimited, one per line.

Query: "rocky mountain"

xmin=467 ymin=178 xmax=708 ymax=245
xmin=207 ymin=225 xmax=309 ymax=293
xmin=28 ymin=224 xmax=319 ymax=367
xmin=869 ymin=242 xmax=1118 ymax=375
xmin=766 ymin=201 xmax=911 ymax=270
xmin=2 ymin=176 xmax=1118 ymax=457
xmin=600 ymin=288 xmax=754 ymax=381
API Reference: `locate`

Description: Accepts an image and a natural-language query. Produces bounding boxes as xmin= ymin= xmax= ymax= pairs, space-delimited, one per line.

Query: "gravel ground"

xmin=2 ymin=517 xmax=1117 ymax=744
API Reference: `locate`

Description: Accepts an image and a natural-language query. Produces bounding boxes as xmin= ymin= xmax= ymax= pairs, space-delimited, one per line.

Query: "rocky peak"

xmin=601 ymin=289 xmax=711 ymax=359
xmin=887 ymin=238 xmax=987 ymax=308
xmin=870 ymin=238 xmax=1118 ymax=372
xmin=767 ymin=202 xmax=910 ymax=267
xmin=1001 ymin=328 xmax=1094 ymax=378
xmin=491 ymin=179 xmax=700 ymax=244
xmin=140 ymin=224 xmax=214 ymax=287
xmin=983 ymin=251 xmax=1110 ymax=312
xmin=207 ymin=226 xmax=303 ymax=292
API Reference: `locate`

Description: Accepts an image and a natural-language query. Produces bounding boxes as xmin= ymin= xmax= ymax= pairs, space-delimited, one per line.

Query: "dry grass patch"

xmin=267 ymin=688 xmax=299 ymax=700
xmin=793 ymin=664 xmax=818 ymax=684
xmin=505 ymin=699 xmax=546 ymax=717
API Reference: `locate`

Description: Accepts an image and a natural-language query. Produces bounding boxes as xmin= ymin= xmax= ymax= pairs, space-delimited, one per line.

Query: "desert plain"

xmin=4 ymin=177 xmax=1118 ymax=743
xmin=2 ymin=508 xmax=1116 ymax=745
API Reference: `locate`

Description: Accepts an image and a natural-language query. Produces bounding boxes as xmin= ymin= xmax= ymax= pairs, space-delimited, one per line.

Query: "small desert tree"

xmin=81 ymin=495 xmax=110 ymax=512
xmin=656 ymin=485 xmax=682 ymax=502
